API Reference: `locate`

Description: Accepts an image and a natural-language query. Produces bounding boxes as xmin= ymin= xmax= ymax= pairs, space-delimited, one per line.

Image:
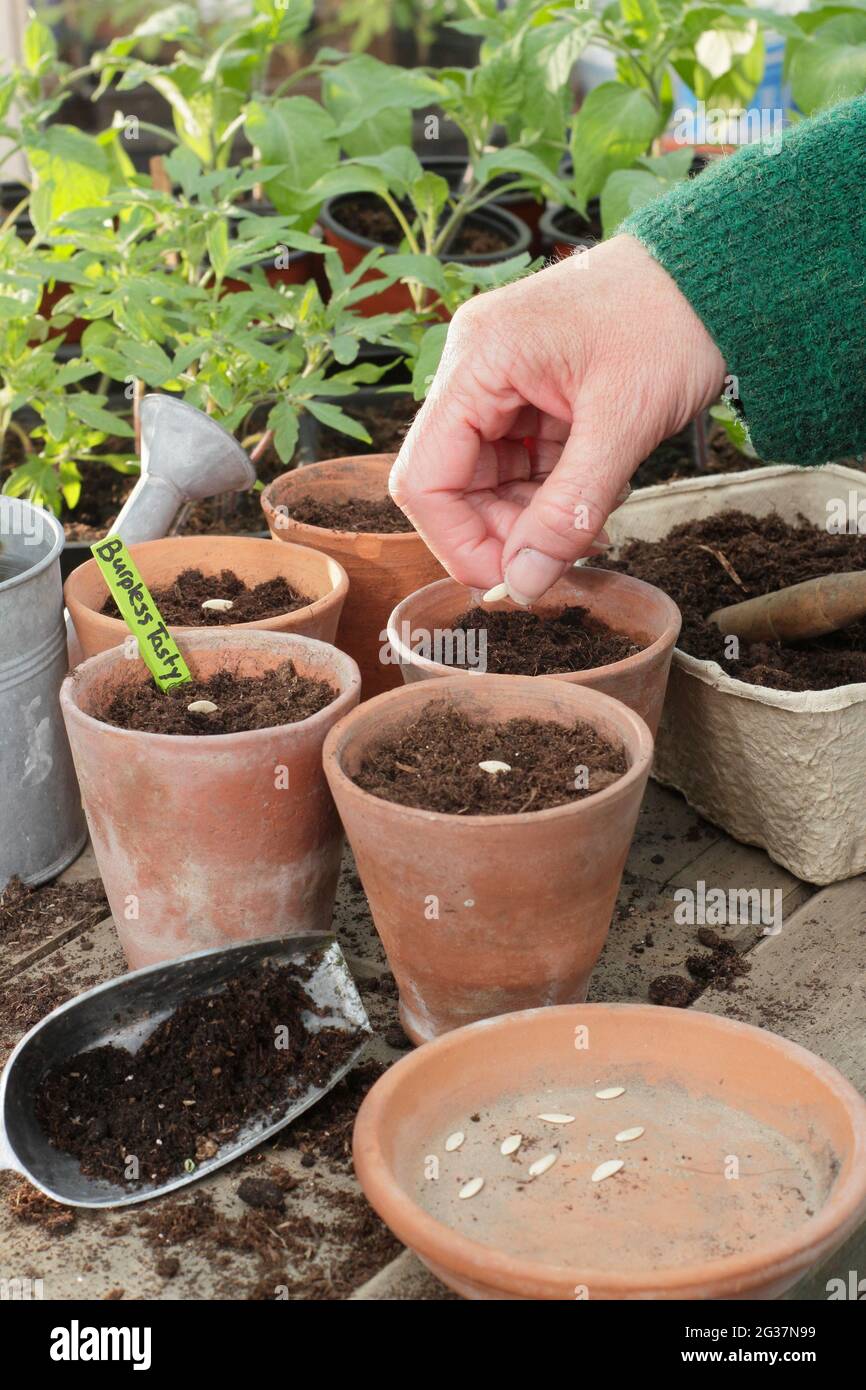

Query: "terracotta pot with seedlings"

xmin=387 ymin=569 xmax=681 ymax=737
xmin=65 ymin=535 xmax=349 ymax=660
xmin=324 ymin=675 xmax=653 ymax=1043
xmin=262 ymin=454 xmax=445 ymax=699
xmin=60 ymin=630 xmax=360 ymax=969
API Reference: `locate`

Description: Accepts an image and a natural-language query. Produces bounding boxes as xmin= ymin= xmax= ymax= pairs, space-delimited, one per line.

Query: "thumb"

xmin=501 ymin=423 xmax=637 ymax=605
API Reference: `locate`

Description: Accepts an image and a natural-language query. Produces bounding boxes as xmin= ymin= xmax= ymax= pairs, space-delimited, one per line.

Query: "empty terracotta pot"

xmin=324 ymin=675 xmax=653 ymax=1043
xmin=65 ymin=535 xmax=349 ymax=660
xmin=387 ymin=568 xmax=681 ymax=737
xmin=261 ymin=454 xmax=445 ymax=699
xmin=353 ymin=1003 xmax=866 ymax=1299
xmin=60 ymin=630 xmax=360 ymax=969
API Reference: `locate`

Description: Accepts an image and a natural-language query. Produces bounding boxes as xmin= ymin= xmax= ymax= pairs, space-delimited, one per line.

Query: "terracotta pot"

xmin=65 ymin=535 xmax=349 ymax=660
xmin=387 ymin=568 xmax=681 ymax=737
xmin=324 ymin=675 xmax=653 ymax=1042
xmin=60 ymin=629 xmax=360 ymax=969
xmin=319 ymin=196 xmax=530 ymax=317
xmin=262 ymin=454 xmax=445 ymax=699
xmin=353 ymin=1002 xmax=866 ymax=1299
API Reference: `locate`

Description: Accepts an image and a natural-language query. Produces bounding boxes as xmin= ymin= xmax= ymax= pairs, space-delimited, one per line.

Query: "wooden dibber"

xmin=709 ymin=571 xmax=866 ymax=643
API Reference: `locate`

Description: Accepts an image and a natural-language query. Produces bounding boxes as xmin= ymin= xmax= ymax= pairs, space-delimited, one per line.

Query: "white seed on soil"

xmin=500 ymin=1133 xmax=522 ymax=1156
xmin=538 ymin=1113 xmax=575 ymax=1125
xmin=591 ymin=1159 xmax=624 ymax=1183
xmin=595 ymin=1086 xmax=625 ymax=1100
xmin=528 ymin=1152 xmax=558 ymax=1178
xmin=478 ymin=760 xmax=511 ymax=774
xmin=458 ymin=1176 xmax=484 ymax=1199
xmin=615 ymin=1126 xmax=645 ymax=1143
xmin=201 ymin=598 xmax=234 ymax=611
xmin=445 ymin=1130 xmax=465 ymax=1152
xmin=187 ymin=700 xmax=218 ymax=714
xmin=482 ymin=583 xmax=509 ymax=603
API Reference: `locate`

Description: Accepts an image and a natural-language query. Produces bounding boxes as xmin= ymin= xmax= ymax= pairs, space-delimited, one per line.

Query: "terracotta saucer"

xmin=353 ymin=1003 xmax=866 ymax=1300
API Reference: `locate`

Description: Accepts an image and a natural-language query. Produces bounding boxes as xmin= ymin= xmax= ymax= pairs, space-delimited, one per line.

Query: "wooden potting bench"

xmin=1 ymin=780 xmax=863 ymax=1301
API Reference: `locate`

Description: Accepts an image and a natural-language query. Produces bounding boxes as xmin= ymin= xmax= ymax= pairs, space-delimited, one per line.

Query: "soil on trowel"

xmin=35 ymin=957 xmax=363 ymax=1187
xmin=352 ymin=706 xmax=626 ymax=814
xmin=100 ymin=567 xmax=313 ymax=626
xmin=337 ymin=194 xmax=513 ymax=255
xmin=452 ymin=603 xmax=643 ymax=675
xmin=97 ymin=660 xmax=336 ymax=735
xmin=289 ymin=493 xmax=411 ymax=533
xmin=595 ymin=510 xmax=866 ymax=691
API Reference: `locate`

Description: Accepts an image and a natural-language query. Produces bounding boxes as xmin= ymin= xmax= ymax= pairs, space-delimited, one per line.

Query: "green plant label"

xmin=90 ymin=536 xmax=192 ymax=692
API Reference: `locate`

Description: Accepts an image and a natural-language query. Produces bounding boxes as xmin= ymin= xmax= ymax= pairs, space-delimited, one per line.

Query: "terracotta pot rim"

xmin=60 ymin=629 xmax=361 ymax=746
xmin=387 ymin=569 xmax=682 ymax=682
xmin=64 ymin=535 xmax=349 ymax=643
xmin=353 ymin=1002 xmax=866 ymax=1299
xmin=323 ymin=673 xmax=654 ymax=826
xmin=262 ymin=453 xmax=423 ymax=545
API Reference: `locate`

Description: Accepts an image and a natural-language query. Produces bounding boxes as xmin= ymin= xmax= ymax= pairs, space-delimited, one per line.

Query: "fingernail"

xmin=504 ymin=549 xmax=568 ymax=605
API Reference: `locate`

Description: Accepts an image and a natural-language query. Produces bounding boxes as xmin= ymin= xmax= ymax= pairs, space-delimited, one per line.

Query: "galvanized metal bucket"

xmin=0 ymin=498 xmax=86 ymax=888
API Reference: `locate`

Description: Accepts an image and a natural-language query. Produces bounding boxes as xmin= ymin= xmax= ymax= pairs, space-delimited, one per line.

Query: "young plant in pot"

xmin=323 ymin=675 xmax=654 ymax=1043
xmin=60 ymin=162 xmax=416 ymax=540
xmin=0 ymin=232 xmax=138 ymax=579
xmin=284 ymin=48 xmax=571 ymax=315
xmin=61 ymin=602 xmax=361 ymax=970
xmin=540 ymin=0 xmax=778 ymax=250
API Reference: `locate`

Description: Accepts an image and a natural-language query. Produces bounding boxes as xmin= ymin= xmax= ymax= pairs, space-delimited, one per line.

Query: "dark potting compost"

xmin=310 ymin=395 xmax=412 ymax=460
xmin=596 ymin=511 xmax=866 ymax=690
xmin=100 ymin=568 xmax=313 ymax=626
xmin=98 ymin=661 xmax=336 ymax=735
xmin=452 ymin=604 xmax=643 ymax=675
xmin=35 ymin=959 xmax=364 ymax=1187
xmin=289 ymin=493 xmax=411 ymax=533
xmin=351 ymin=707 xmax=626 ymax=814
xmin=336 ymin=194 xmax=512 ymax=255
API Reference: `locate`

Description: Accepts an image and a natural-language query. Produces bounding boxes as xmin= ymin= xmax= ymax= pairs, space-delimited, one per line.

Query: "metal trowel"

xmin=0 ymin=934 xmax=371 ymax=1209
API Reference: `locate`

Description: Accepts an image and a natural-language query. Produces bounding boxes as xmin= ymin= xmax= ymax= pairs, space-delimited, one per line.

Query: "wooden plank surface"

xmin=1 ymin=786 xmax=861 ymax=1301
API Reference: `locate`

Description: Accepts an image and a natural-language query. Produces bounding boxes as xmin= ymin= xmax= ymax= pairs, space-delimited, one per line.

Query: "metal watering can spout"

xmin=111 ymin=395 xmax=257 ymax=544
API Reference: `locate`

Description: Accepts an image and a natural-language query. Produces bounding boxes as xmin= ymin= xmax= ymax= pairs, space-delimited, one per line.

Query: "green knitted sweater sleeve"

xmin=622 ymin=96 xmax=866 ymax=466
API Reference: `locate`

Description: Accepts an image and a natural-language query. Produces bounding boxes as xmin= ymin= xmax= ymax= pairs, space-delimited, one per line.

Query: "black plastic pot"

xmin=540 ymin=201 xmax=602 ymax=257
xmin=319 ymin=195 xmax=531 ymax=316
xmin=299 ymin=386 xmax=415 ymax=463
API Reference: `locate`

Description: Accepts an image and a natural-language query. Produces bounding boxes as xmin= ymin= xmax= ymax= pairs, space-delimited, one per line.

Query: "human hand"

xmin=389 ymin=234 xmax=726 ymax=604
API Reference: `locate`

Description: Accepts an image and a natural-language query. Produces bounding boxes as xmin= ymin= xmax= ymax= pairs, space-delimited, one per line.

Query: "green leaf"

xmin=28 ymin=127 xmax=111 ymax=238
xmin=568 ymin=83 xmax=664 ymax=211
xmin=410 ymin=323 xmax=448 ymax=401
xmin=787 ymin=13 xmax=866 ymax=113
xmin=269 ymin=399 xmax=299 ymax=463
xmin=322 ymin=56 xmax=436 ymax=157
xmin=474 ymin=146 xmax=572 ymax=203
xmin=67 ymin=395 xmax=135 ymax=436
xmin=22 ymin=18 xmax=57 ymax=75
xmin=304 ymin=399 xmax=371 ymax=443
xmin=244 ymin=97 xmax=340 ymax=225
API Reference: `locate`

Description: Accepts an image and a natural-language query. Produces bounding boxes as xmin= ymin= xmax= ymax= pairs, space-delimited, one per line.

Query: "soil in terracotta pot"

xmin=595 ymin=510 xmax=866 ymax=691
xmin=310 ymin=395 xmax=413 ymax=460
xmin=99 ymin=661 xmax=336 ymax=735
xmin=289 ymin=493 xmax=411 ymax=533
xmin=35 ymin=956 xmax=363 ymax=1187
xmin=351 ymin=706 xmax=626 ymax=814
xmin=336 ymin=194 xmax=512 ymax=255
xmin=99 ymin=568 xmax=313 ymax=626
xmin=451 ymin=604 xmax=643 ymax=675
